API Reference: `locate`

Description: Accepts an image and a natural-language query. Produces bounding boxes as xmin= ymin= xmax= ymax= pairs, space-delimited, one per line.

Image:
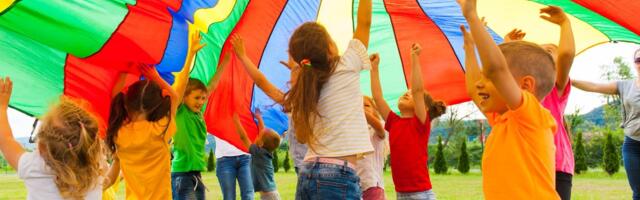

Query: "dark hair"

xmin=499 ymin=41 xmax=556 ymax=99
xmin=424 ymin=93 xmax=447 ymax=120
xmin=185 ymin=78 xmax=207 ymax=96
xmin=106 ymin=80 xmax=171 ymax=153
xmin=283 ymin=22 xmax=339 ymax=148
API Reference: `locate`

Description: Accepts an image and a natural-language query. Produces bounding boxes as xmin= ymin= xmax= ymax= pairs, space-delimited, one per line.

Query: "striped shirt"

xmin=304 ymin=39 xmax=374 ymax=158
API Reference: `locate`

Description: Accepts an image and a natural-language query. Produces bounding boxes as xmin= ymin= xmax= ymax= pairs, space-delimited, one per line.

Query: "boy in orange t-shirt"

xmin=457 ymin=0 xmax=560 ymax=199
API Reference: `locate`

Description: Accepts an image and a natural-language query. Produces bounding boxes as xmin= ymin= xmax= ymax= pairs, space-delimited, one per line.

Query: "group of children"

xmin=0 ymin=0 xmax=609 ymax=199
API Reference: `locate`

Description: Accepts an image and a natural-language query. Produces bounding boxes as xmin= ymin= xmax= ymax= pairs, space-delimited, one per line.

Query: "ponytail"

xmin=106 ymin=92 xmax=127 ymax=153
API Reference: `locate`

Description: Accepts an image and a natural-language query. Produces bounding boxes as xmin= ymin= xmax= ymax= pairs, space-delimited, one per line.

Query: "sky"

xmin=6 ymin=42 xmax=640 ymax=138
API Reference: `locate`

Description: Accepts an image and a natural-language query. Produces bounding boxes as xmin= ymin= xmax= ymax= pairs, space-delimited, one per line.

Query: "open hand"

xmin=504 ymin=28 xmax=526 ymax=42
xmin=0 ymin=77 xmax=12 ymax=108
xmin=460 ymin=25 xmax=474 ymax=49
xmin=230 ymin=34 xmax=246 ymax=58
xmin=540 ymin=6 xmax=568 ymax=25
xmin=190 ymin=32 xmax=206 ymax=54
xmin=456 ymin=0 xmax=477 ymax=18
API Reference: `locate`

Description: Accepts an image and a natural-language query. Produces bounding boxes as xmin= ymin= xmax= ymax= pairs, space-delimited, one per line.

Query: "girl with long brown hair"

xmin=282 ymin=0 xmax=373 ymax=199
xmin=0 ymin=77 xmax=104 ymax=199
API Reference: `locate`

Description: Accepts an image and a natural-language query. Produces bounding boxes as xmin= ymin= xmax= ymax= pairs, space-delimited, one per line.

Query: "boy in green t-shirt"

xmin=171 ymin=54 xmax=229 ymax=200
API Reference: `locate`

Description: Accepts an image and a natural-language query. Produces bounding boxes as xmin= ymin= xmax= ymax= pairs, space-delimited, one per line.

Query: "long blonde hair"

xmin=37 ymin=98 xmax=102 ymax=199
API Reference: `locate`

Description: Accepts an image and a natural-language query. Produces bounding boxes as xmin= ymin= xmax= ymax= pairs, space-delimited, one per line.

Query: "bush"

xmin=273 ymin=150 xmax=280 ymax=173
xmin=207 ymin=149 xmax=215 ymax=172
xmin=603 ymin=132 xmax=620 ymax=175
xmin=457 ymin=139 xmax=470 ymax=174
xmin=574 ymin=132 xmax=588 ymax=174
xmin=283 ymin=151 xmax=291 ymax=172
xmin=434 ymin=136 xmax=448 ymax=174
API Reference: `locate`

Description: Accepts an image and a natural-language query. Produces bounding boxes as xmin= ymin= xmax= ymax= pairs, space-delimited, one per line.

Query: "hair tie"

xmin=161 ymin=89 xmax=171 ymax=97
xmin=300 ymin=59 xmax=312 ymax=68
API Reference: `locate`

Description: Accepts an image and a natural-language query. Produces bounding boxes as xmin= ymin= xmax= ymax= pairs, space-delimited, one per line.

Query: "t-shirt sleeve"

xmin=412 ymin=114 xmax=430 ymax=133
xmin=18 ymin=152 xmax=40 ymax=179
xmin=617 ymin=80 xmax=631 ymax=96
xmin=512 ymin=91 xmax=557 ymax=133
xmin=339 ymin=39 xmax=371 ymax=72
xmin=384 ymin=111 xmax=399 ymax=131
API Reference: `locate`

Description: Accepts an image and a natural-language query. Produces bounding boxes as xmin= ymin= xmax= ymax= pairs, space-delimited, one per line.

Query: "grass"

xmin=0 ymin=168 xmax=631 ymax=199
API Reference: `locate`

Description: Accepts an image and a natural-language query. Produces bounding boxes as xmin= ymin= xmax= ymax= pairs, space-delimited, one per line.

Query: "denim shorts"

xmin=295 ymin=160 xmax=361 ymax=200
xmin=397 ymin=190 xmax=436 ymax=200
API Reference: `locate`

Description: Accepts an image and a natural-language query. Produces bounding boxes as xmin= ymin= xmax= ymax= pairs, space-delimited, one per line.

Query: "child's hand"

xmin=456 ymin=0 xmax=477 ymax=18
xmin=138 ymin=63 xmax=161 ymax=80
xmin=230 ymin=35 xmax=246 ymax=58
xmin=0 ymin=77 xmax=13 ymax=108
xmin=540 ymin=6 xmax=568 ymax=25
xmin=411 ymin=43 xmax=422 ymax=56
xmin=369 ymin=53 xmax=380 ymax=71
xmin=190 ymin=32 xmax=206 ymax=54
xmin=503 ymin=28 xmax=526 ymax=42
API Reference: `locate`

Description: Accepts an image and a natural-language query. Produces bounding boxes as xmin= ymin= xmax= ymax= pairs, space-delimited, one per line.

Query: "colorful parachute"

xmin=1 ymin=0 xmax=639 ymax=151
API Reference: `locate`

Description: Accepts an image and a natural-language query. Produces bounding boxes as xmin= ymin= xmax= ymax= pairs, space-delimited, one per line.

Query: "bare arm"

xmin=410 ymin=44 xmax=428 ymax=124
xmin=112 ymin=72 xmax=128 ymax=98
xmin=207 ymin=52 xmax=230 ymax=93
xmin=369 ymin=54 xmax=392 ymax=120
xmin=462 ymin=25 xmax=482 ymax=106
xmin=353 ymin=0 xmax=372 ymax=47
xmin=0 ymin=77 xmax=24 ymax=169
xmin=541 ymin=6 xmax=575 ymax=93
xmin=232 ymin=114 xmax=251 ymax=149
xmin=571 ymin=80 xmax=618 ymax=95
xmin=231 ymin=35 xmax=285 ymax=104
xmin=174 ymin=32 xmax=207 ymax=104
xmin=103 ymin=158 xmax=120 ymax=190
xmin=459 ymin=0 xmax=522 ymax=109
xmin=365 ymin=111 xmax=385 ymax=139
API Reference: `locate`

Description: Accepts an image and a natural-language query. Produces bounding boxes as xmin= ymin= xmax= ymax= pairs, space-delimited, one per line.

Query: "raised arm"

xmin=541 ymin=6 xmax=575 ymax=93
xmin=369 ymin=54 xmax=392 ymax=120
xmin=365 ymin=110 xmax=385 ymax=139
xmin=0 ymin=77 xmax=24 ymax=169
xmin=231 ymin=35 xmax=285 ymax=105
xmin=174 ymin=32 xmax=207 ymax=103
xmin=410 ymin=43 xmax=428 ymax=124
xmin=139 ymin=65 xmax=179 ymax=117
xmin=459 ymin=0 xmax=522 ymax=109
xmin=571 ymin=80 xmax=618 ymax=95
xmin=461 ymin=25 xmax=482 ymax=107
xmin=232 ymin=114 xmax=251 ymax=149
xmin=353 ymin=0 xmax=372 ymax=47
xmin=254 ymin=109 xmax=266 ymax=132
xmin=112 ymin=72 xmax=128 ymax=98
xmin=207 ymin=52 xmax=230 ymax=93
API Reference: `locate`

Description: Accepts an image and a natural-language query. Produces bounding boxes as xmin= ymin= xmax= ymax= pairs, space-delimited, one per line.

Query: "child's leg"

xmin=623 ymin=136 xmax=640 ymax=200
xmin=362 ymin=186 xmax=385 ymax=200
xmin=237 ymin=154 xmax=255 ymax=200
xmin=259 ymin=190 xmax=281 ymax=200
xmin=397 ymin=190 xmax=436 ymax=200
xmin=216 ymin=157 xmax=238 ymax=200
xmin=555 ymin=172 xmax=572 ymax=200
xmin=171 ymin=171 xmax=206 ymax=200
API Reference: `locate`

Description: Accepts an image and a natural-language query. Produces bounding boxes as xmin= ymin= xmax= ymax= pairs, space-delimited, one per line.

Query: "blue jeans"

xmin=171 ymin=171 xmax=205 ymax=200
xmin=216 ymin=155 xmax=254 ymax=200
xmin=623 ymin=136 xmax=640 ymax=200
xmin=295 ymin=160 xmax=361 ymax=200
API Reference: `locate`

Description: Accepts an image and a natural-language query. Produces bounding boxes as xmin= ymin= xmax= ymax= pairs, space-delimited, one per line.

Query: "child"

xmin=370 ymin=44 xmax=446 ymax=200
xmin=171 ymin=50 xmax=229 ymax=199
xmin=357 ymin=96 xmax=389 ymax=200
xmin=458 ymin=0 xmax=559 ymax=199
xmin=0 ymin=77 xmax=104 ymax=199
xmin=229 ymin=34 xmax=309 ymax=175
xmin=105 ymin=32 xmax=204 ymax=199
xmin=233 ymin=111 xmax=282 ymax=200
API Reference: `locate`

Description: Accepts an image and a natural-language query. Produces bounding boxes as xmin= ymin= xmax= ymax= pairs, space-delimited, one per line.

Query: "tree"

xmin=434 ymin=136 xmax=448 ymax=174
xmin=283 ymin=151 xmax=291 ymax=173
xmin=603 ymin=132 xmax=620 ymax=175
xmin=457 ymin=139 xmax=470 ymax=174
xmin=273 ymin=150 xmax=280 ymax=173
xmin=207 ymin=149 xmax=215 ymax=172
xmin=441 ymin=105 xmax=475 ymax=147
xmin=566 ymin=109 xmax=585 ymax=135
xmin=574 ymin=132 xmax=588 ymax=174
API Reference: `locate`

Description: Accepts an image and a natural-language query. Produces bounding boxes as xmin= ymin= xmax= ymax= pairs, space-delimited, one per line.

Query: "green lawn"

xmin=0 ymin=169 xmax=631 ymax=199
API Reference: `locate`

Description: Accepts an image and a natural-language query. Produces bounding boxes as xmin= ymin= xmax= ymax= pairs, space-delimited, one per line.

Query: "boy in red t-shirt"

xmin=370 ymin=44 xmax=447 ymax=200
